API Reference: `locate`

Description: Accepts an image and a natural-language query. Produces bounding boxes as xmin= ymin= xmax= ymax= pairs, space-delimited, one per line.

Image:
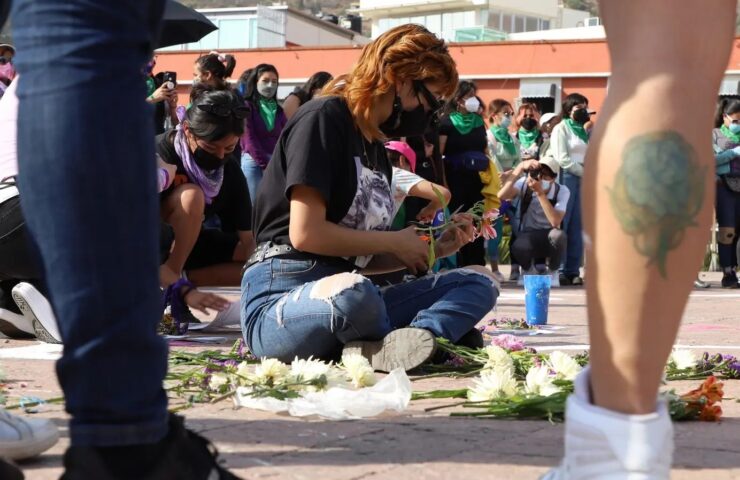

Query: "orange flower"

xmin=682 ymin=376 xmax=724 ymax=405
xmin=699 ymin=404 xmax=723 ymax=422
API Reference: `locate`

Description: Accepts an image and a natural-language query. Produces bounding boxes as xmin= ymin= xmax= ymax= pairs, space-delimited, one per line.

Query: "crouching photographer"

xmin=498 ymin=156 xmax=570 ymax=287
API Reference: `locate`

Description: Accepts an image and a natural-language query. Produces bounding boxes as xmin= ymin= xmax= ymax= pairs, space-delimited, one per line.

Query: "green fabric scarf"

xmin=449 ymin=111 xmax=484 ymax=135
xmin=518 ymin=128 xmax=540 ymax=149
xmin=491 ymin=125 xmax=517 ymax=156
xmin=565 ymin=118 xmax=589 ymax=144
xmin=259 ymin=98 xmax=278 ymax=132
xmin=721 ymin=124 xmax=740 ymax=143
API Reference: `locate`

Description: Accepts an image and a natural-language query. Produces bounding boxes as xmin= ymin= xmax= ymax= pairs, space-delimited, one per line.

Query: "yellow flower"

xmin=483 ymin=345 xmax=514 ymax=374
xmin=467 ymin=369 xmax=518 ymax=402
xmin=341 ymin=353 xmax=376 ymax=388
xmin=525 ymin=365 xmax=561 ymax=397
xmin=548 ymin=351 xmax=582 ymax=381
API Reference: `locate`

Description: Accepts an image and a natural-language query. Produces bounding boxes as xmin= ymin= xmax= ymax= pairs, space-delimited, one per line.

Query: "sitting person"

xmin=385 ymin=140 xmax=451 ymax=223
xmin=158 ymin=86 xmax=255 ymax=315
xmin=242 ymin=25 xmax=498 ymax=372
xmin=497 ymin=156 xmax=570 ymax=287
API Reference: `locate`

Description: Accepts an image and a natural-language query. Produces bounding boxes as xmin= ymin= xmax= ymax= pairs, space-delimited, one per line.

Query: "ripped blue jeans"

xmin=241 ymin=258 xmax=498 ymax=362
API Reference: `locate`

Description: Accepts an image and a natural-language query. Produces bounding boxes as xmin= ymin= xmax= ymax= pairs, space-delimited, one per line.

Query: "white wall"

xmin=285 ymin=14 xmax=354 ymax=46
xmin=490 ymin=0 xmax=559 ymax=19
xmin=559 ymin=8 xmax=590 ymax=28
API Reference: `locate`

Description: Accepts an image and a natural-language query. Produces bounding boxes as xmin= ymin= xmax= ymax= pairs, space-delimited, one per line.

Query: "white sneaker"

xmin=490 ymin=270 xmax=506 ymax=285
xmin=0 ymin=307 xmax=34 ymax=338
xmin=541 ymin=367 xmax=673 ymax=480
xmin=12 ymin=283 xmax=62 ymax=344
xmin=549 ymin=270 xmax=560 ymax=288
xmin=0 ymin=409 xmax=59 ymax=460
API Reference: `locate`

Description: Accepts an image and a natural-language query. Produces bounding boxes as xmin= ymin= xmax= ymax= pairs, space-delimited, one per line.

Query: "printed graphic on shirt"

xmin=339 ymin=156 xmax=394 ymax=268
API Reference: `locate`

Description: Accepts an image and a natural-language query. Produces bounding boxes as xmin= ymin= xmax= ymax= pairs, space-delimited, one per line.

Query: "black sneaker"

xmin=721 ymin=272 xmax=739 ymax=289
xmin=456 ymin=328 xmax=484 ymax=349
xmin=0 ymin=458 xmax=23 ymax=480
xmin=61 ymin=415 xmax=241 ymax=480
xmin=559 ymin=274 xmax=573 ymax=286
xmin=343 ymin=328 xmax=437 ymax=373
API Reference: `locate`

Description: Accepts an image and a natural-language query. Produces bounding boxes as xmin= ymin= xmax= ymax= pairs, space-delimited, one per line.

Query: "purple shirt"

xmin=240 ymin=99 xmax=287 ymax=169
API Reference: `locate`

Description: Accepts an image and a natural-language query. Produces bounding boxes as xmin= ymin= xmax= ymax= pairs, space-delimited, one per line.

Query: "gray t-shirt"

xmin=515 ymin=177 xmax=570 ymax=231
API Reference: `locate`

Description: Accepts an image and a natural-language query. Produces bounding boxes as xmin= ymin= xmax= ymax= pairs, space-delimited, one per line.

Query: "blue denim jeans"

xmin=10 ymin=0 xmax=168 ymax=446
xmin=560 ymin=172 xmax=583 ymax=277
xmin=241 ymin=152 xmax=263 ymax=205
xmin=241 ymin=258 xmax=498 ymax=362
xmin=716 ymin=180 xmax=740 ymax=268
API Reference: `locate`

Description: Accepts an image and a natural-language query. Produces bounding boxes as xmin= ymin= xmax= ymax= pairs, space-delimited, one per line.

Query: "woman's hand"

xmin=416 ymin=201 xmax=441 ymax=223
xmin=434 ymin=213 xmax=476 ymax=258
xmin=183 ymin=288 xmax=230 ymax=315
xmin=390 ymin=227 xmax=430 ymax=275
xmin=149 ymin=83 xmax=174 ymax=103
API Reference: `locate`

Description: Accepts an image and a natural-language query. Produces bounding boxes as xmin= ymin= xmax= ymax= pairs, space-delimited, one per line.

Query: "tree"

xmin=562 ymin=0 xmax=599 ymax=16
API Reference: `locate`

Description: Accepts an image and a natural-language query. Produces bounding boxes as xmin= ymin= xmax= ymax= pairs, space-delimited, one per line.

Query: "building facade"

xmin=355 ymin=0 xmax=590 ymax=41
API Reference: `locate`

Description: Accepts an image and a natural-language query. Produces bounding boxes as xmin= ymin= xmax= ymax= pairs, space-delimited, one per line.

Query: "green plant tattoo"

xmin=608 ymin=131 xmax=706 ymax=278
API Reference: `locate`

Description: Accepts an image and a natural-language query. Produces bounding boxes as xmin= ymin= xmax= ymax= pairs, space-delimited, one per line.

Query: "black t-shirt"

xmin=157 ymin=131 xmax=251 ymax=233
xmin=438 ymin=117 xmax=488 ymax=156
xmin=253 ymin=96 xmax=393 ymax=267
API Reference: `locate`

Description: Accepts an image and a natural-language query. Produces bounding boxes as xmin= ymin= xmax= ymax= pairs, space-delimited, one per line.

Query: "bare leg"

xmin=160 ymin=184 xmax=204 ymax=285
xmin=588 ymin=0 xmax=736 ymax=414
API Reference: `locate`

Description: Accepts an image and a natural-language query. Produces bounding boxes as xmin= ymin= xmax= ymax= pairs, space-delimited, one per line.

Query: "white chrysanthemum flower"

xmin=253 ymin=358 xmax=289 ymax=384
xmin=525 ymin=365 xmax=561 ymax=397
xmin=341 ymin=353 xmax=376 ymax=388
xmin=483 ymin=345 xmax=514 ymax=374
xmin=467 ymin=369 xmax=519 ymax=402
xmin=209 ymin=373 xmax=230 ymax=391
xmin=670 ymin=349 xmax=697 ymax=370
xmin=548 ymin=351 xmax=582 ymax=381
xmin=289 ymin=357 xmax=334 ymax=390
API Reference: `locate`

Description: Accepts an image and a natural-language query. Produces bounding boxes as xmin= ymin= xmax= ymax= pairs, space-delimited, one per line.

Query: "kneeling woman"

xmin=159 ymin=87 xmax=255 ymax=304
xmin=242 ymin=25 xmax=499 ymax=371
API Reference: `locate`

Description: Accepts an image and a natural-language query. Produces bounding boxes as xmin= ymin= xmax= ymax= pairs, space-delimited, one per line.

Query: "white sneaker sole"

xmin=0 ymin=422 xmax=59 ymax=460
xmin=12 ymin=283 xmax=62 ymax=344
xmin=343 ymin=328 xmax=436 ymax=373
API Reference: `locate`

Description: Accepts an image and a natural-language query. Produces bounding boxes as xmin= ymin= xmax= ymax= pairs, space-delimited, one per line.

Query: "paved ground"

xmin=2 ymin=270 xmax=740 ymax=479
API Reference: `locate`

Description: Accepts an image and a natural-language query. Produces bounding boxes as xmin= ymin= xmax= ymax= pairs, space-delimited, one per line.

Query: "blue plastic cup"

xmin=524 ymin=275 xmax=551 ymax=326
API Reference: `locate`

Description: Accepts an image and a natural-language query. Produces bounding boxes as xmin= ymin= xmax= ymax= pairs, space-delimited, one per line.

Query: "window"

xmin=409 ymin=15 xmax=425 ymax=26
xmin=502 ymin=14 xmax=513 ymax=33
xmin=425 ymin=14 xmax=442 ymax=35
xmin=488 ymin=11 xmax=501 ymax=30
xmin=219 ymin=19 xmax=251 ymax=49
xmin=514 ymin=16 xmax=525 ymax=33
xmin=526 ymin=17 xmax=539 ymax=32
xmin=542 ymin=19 xmax=551 ymax=30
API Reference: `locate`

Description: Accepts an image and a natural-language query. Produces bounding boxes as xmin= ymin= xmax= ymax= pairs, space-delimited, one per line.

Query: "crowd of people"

xmin=0 ymin=1 xmax=740 ymax=476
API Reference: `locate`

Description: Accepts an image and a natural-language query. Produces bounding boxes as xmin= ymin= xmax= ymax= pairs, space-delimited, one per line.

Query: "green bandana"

xmin=491 ymin=125 xmax=517 ymax=156
xmin=565 ymin=118 xmax=589 ymax=144
xmin=449 ymin=111 xmax=484 ymax=135
xmin=259 ymin=98 xmax=278 ymax=132
xmin=721 ymin=124 xmax=740 ymax=143
xmin=518 ymin=128 xmax=540 ymax=149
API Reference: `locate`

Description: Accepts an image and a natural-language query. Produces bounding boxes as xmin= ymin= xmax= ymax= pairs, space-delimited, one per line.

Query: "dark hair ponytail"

xmin=715 ymin=97 xmax=740 ymax=128
xmin=298 ymin=71 xmax=333 ymax=103
xmin=185 ymin=87 xmax=245 ymax=141
xmin=196 ymin=52 xmax=237 ymax=89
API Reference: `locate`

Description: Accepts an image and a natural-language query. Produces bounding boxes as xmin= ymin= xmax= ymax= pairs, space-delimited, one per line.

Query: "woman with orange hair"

xmin=241 ymin=25 xmax=499 ymax=371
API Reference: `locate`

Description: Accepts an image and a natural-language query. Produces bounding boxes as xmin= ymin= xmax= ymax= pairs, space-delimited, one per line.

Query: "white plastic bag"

xmin=234 ymin=368 xmax=412 ymax=420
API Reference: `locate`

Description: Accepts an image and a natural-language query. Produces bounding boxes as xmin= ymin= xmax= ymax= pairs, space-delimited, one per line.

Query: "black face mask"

xmin=521 ymin=117 xmax=538 ymax=131
xmin=193 ymin=147 xmax=226 ymax=171
xmin=379 ymin=96 xmax=431 ymax=138
xmin=572 ymin=109 xmax=590 ymax=125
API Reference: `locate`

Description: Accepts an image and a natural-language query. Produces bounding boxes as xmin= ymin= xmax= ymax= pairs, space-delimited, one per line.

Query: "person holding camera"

xmin=497 ymin=156 xmax=570 ymax=287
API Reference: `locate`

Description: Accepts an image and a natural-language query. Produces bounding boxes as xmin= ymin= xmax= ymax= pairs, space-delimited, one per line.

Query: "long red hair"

xmin=324 ymin=24 xmax=458 ymax=141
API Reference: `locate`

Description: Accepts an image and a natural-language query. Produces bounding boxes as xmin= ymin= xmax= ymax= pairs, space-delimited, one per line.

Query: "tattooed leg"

xmin=587 ymin=0 xmax=736 ymax=414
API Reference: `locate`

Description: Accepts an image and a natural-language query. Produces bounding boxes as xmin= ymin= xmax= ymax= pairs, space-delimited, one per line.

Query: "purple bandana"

xmin=173 ymin=124 xmax=223 ymax=204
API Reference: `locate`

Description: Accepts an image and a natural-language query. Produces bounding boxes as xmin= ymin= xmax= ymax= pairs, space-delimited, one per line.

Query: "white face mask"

xmin=541 ymin=180 xmax=552 ymax=191
xmin=464 ymin=97 xmax=480 ymax=113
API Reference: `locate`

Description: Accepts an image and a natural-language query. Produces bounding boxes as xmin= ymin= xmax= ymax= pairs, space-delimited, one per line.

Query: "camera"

xmin=162 ymin=71 xmax=177 ymax=90
xmin=528 ymin=167 xmax=542 ymax=180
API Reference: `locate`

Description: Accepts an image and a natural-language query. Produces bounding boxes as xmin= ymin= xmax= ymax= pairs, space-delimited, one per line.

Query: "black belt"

xmin=243 ymin=242 xmax=356 ymax=273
